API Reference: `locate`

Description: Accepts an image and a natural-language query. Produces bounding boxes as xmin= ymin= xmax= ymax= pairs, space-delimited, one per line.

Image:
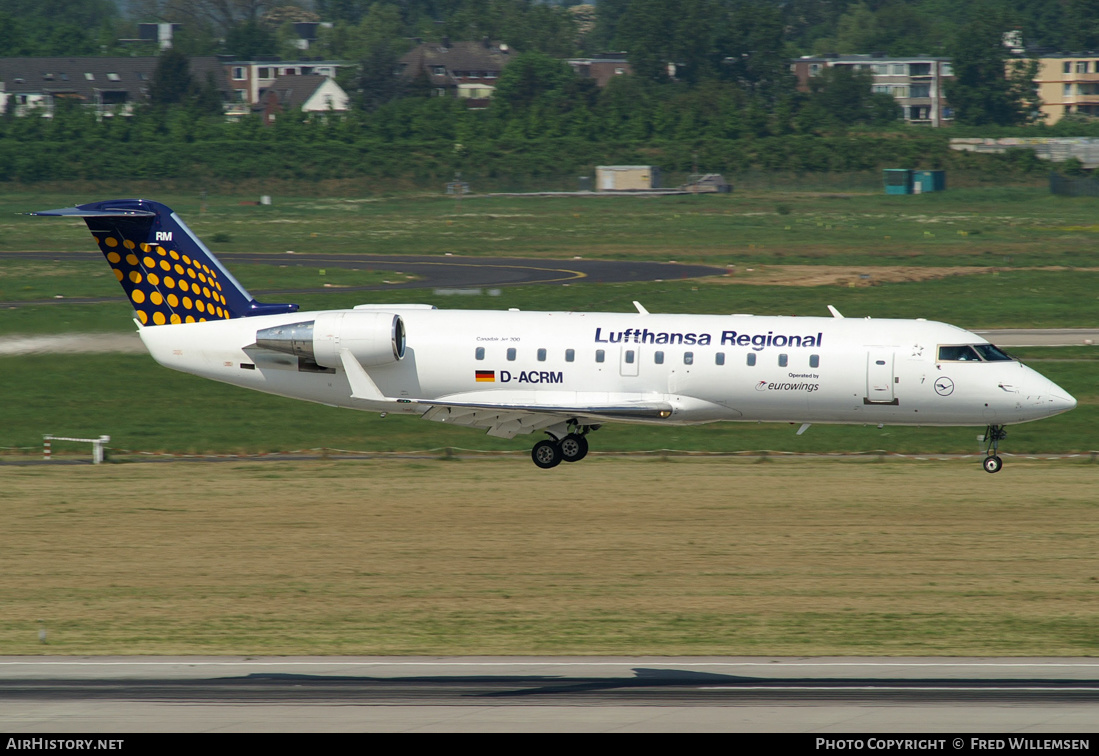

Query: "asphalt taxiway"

xmin=2 ymin=657 xmax=1097 ymax=732
xmin=0 ymin=252 xmax=726 ymax=309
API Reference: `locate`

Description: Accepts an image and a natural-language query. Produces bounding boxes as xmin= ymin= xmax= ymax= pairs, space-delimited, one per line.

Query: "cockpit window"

xmin=972 ymin=344 xmax=1015 ymax=362
xmin=938 ymin=345 xmax=981 ymax=361
xmin=938 ymin=344 xmax=1015 ymax=362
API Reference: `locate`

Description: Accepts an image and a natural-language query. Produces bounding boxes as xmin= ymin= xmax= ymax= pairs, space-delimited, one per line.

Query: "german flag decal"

xmin=475 ymin=370 xmax=495 ymax=382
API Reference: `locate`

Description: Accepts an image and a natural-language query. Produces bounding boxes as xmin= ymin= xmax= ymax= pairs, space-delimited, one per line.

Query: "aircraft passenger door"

xmin=620 ymin=346 xmax=640 ymax=377
xmin=865 ymin=351 xmax=896 ymax=404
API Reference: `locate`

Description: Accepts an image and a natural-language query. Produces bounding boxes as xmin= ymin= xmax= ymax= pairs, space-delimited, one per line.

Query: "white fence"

xmin=43 ymin=435 xmax=111 ymax=464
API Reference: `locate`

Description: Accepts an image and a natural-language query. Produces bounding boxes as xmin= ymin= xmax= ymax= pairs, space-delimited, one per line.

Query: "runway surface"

xmin=972 ymin=328 xmax=1099 ymax=347
xmin=2 ymin=657 xmax=1097 ymax=732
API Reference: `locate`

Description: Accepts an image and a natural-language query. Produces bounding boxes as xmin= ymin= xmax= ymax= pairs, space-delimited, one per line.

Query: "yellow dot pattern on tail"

xmin=96 ymin=236 xmax=230 ymax=325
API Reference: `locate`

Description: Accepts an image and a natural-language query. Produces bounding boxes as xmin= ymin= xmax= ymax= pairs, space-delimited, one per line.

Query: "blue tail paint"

xmin=28 ymin=199 xmax=298 ymax=326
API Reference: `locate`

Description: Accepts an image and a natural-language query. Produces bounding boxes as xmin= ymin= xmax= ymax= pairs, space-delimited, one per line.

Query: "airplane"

xmin=29 ymin=199 xmax=1077 ymax=473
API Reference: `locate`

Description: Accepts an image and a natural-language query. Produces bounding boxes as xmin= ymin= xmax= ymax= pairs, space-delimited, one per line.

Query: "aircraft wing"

xmin=417 ymin=398 xmax=673 ymax=438
xmin=338 ymin=348 xmax=671 ymax=438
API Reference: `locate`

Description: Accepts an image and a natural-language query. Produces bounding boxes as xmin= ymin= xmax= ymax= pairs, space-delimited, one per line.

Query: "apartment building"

xmin=1032 ymin=53 xmax=1099 ymax=123
xmin=791 ymin=54 xmax=954 ymax=126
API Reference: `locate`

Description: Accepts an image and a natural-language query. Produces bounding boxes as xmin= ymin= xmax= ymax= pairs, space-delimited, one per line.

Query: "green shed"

xmin=883 ymin=169 xmax=913 ymax=195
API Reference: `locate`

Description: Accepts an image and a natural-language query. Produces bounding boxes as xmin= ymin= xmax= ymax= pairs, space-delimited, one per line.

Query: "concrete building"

xmin=566 ymin=53 xmax=632 ymax=87
xmin=118 ymin=23 xmax=182 ymax=50
xmin=791 ymin=54 xmax=954 ymax=126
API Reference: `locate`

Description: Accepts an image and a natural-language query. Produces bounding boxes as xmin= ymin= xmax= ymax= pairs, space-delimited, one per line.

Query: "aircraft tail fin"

xmin=28 ymin=199 xmax=298 ymax=326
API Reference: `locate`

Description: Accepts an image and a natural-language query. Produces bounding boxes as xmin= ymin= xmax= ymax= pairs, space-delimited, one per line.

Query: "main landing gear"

xmin=531 ymin=422 xmax=597 ymax=469
xmin=982 ymin=424 xmax=1008 ymax=474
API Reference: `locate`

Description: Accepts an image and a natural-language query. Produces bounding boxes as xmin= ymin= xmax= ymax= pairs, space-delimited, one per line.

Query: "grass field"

xmin=1 ymin=458 xmax=1095 ymax=656
xmin=4 ymin=186 xmax=1099 ymax=267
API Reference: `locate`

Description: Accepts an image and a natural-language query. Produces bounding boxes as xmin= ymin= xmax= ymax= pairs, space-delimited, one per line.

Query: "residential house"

xmin=224 ymin=59 xmax=351 ymax=114
xmin=0 ymin=56 xmax=229 ymax=117
xmin=566 ymin=53 xmax=632 ymax=87
xmin=255 ymin=74 xmax=349 ymax=125
xmin=791 ymin=54 xmax=954 ymax=126
xmin=397 ymin=38 xmax=514 ymax=107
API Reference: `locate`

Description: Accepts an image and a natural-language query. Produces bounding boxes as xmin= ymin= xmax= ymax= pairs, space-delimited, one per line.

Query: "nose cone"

xmin=1048 ymin=381 xmax=1077 ymax=416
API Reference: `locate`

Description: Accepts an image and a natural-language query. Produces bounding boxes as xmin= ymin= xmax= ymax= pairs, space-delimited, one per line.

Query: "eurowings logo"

xmin=756 ymin=380 xmax=820 ymax=392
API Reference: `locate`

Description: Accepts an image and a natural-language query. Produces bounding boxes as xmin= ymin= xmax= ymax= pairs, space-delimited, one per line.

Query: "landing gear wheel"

xmin=982 ymin=424 xmax=1008 ymax=473
xmin=532 ymin=439 xmax=563 ymax=469
xmin=560 ymin=434 xmax=589 ymax=463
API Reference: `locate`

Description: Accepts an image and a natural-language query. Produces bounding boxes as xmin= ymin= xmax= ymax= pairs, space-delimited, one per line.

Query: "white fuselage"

xmin=138 ymin=308 xmax=1076 ymax=431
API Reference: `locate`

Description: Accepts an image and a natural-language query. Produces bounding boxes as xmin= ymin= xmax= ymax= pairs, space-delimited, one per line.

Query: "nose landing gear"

xmin=982 ymin=424 xmax=1007 ymax=473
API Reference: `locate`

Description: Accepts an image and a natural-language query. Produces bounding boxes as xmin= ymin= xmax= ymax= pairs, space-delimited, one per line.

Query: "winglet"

xmin=827 ymin=305 xmax=844 ymax=319
xmin=633 ymin=301 xmax=649 ymax=315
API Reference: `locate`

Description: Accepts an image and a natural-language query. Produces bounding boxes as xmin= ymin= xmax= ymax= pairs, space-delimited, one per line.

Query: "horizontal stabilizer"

xmin=27 ymin=207 xmax=156 ymax=218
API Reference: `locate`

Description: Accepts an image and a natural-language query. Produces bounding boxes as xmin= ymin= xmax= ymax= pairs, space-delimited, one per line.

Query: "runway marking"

xmin=222 ymin=256 xmax=591 ymax=285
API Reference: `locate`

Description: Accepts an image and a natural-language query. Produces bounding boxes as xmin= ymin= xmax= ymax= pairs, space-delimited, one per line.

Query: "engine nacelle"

xmin=256 ymin=311 xmax=405 ymax=369
xmin=313 ymin=311 xmax=405 ymax=368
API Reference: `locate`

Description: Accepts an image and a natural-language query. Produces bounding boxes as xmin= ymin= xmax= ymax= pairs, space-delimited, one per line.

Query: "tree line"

xmin=0 ymin=73 xmax=1065 ymax=186
xmin=2 ymin=0 xmax=1098 ymax=184
xmin=4 ymin=1 xmax=1095 ymax=129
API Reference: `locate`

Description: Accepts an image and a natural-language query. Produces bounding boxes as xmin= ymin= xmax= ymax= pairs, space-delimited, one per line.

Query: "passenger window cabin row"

xmin=474 ymin=347 xmax=821 ymax=368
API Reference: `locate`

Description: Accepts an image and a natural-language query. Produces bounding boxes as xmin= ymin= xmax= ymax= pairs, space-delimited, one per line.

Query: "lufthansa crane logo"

xmin=934 ymin=377 xmax=955 ymax=396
